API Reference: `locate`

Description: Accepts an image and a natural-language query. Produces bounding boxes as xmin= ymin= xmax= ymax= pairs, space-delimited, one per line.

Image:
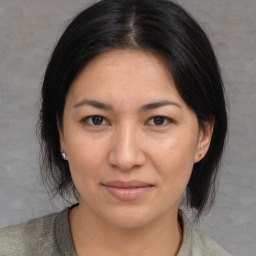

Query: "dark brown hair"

xmin=39 ymin=0 xmax=227 ymax=219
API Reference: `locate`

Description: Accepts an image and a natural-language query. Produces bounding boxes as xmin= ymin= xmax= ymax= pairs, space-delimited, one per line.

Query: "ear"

xmin=59 ymin=131 xmax=66 ymax=150
xmin=57 ymin=119 xmax=66 ymax=151
xmin=194 ymin=119 xmax=214 ymax=163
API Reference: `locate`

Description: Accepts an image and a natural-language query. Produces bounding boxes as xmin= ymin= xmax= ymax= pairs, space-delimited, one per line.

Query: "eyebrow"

xmin=139 ymin=100 xmax=181 ymax=111
xmin=74 ymin=99 xmax=113 ymax=111
xmin=73 ymin=99 xmax=181 ymax=111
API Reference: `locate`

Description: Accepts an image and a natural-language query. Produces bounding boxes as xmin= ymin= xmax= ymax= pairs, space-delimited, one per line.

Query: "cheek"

xmin=66 ymin=135 xmax=107 ymax=184
xmin=66 ymin=142 xmax=106 ymax=202
xmin=150 ymin=134 xmax=196 ymax=188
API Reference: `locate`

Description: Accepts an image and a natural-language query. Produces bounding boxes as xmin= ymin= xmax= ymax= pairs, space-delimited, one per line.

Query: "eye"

xmin=147 ymin=116 xmax=172 ymax=126
xmin=83 ymin=115 xmax=108 ymax=126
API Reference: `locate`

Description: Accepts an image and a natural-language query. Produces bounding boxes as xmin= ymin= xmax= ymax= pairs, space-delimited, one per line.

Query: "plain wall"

xmin=0 ymin=0 xmax=255 ymax=255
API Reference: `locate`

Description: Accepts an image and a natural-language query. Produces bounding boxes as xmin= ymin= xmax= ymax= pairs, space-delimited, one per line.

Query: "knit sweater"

xmin=0 ymin=207 xmax=231 ymax=255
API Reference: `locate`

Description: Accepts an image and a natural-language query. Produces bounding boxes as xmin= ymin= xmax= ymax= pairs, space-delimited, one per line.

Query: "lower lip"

xmin=103 ymin=185 xmax=152 ymax=201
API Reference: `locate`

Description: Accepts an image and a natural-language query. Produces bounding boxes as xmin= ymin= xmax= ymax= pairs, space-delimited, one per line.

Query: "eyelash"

xmin=82 ymin=115 xmax=173 ymax=127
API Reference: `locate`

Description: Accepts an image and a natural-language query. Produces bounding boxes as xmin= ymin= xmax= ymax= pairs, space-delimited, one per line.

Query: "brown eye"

xmin=153 ymin=116 xmax=165 ymax=125
xmin=147 ymin=116 xmax=172 ymax=126
xmin=91 ymin=116 xmax=104 ymax=125
xmin=84 ymin=115 xmax=108 ymax=126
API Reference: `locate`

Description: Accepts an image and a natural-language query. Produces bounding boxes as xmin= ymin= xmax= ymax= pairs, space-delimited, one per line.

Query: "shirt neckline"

xmin=54 ymin=206 xmax=77 ymax=256
xmin=54 ymin=205 xmax=192 ymax=256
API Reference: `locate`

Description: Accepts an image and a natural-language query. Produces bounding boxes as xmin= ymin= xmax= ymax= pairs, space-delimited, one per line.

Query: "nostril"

xmin=107 ymin=128 xmax=146 ymax=170
xmin=107 ymin=148 xmax=146 ymax=171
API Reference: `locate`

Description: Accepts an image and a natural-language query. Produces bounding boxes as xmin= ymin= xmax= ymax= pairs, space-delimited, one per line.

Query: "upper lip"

xmin=103 ymin=180 xmax=153 ymax=188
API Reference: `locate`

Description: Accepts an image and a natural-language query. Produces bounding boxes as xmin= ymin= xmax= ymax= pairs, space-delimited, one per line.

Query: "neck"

xmin=69 ymin=203 xmax=183 ymax=256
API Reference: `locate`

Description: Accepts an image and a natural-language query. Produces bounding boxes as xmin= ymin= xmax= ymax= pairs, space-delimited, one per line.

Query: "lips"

xmin=102 ymin=180 xmax=153 ymax=201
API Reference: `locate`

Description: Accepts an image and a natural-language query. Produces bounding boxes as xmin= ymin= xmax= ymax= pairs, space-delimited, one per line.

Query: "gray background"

xmin=0 ymin=0 xmax=255 ymax=255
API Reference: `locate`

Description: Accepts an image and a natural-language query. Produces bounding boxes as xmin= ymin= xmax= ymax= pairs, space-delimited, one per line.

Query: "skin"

xmin=60 ymin=49 xmax=213 ymax=256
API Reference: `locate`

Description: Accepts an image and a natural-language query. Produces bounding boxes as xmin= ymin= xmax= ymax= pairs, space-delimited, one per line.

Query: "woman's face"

xmin=60 ymin=49 xmax=212 ymax=229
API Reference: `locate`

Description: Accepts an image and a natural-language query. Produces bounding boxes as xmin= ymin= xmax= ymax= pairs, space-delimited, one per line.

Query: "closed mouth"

xmin=102 ymin=180 xmax=153 ymax=201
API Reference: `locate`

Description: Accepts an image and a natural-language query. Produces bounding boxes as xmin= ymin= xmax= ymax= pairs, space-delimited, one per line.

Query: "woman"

xmin=0 ymin=0 xmax=231 ymax=255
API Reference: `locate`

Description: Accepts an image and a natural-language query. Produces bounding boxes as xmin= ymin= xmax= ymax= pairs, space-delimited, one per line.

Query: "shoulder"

xmin=0 ymin=211 xmax=61 ymax=256
xmin=178 ymin=211 xmax=232 ymax=256
xmin=190 ymin=228 xmax=232 ymax=256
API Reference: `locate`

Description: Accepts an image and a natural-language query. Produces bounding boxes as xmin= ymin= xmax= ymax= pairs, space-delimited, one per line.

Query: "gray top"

xmin=0 ymin=207 xmax=231 ymax=256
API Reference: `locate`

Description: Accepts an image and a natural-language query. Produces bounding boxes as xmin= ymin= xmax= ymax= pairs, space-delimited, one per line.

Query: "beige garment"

xmin=0 ymin=206 xmax=231 ymax=256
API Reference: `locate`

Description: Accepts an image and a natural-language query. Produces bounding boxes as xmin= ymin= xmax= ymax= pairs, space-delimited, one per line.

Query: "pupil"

xmin=154 ymin=116 xmax=164 ymax=125
xmin=92 ymin=116 xmax=103 ymax=125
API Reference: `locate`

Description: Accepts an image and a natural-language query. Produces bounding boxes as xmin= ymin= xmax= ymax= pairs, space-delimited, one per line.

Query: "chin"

xmin=100 ymin=206 xmax=160 ymax=230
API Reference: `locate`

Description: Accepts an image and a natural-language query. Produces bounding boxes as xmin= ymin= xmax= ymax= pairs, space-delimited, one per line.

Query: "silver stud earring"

xmin=60 ymin=149 xmax=67 ymax=160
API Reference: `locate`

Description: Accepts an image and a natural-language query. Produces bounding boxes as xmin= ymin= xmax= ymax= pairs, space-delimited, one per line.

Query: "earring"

xmin=60 ymin=149 xmax=67 ymax=160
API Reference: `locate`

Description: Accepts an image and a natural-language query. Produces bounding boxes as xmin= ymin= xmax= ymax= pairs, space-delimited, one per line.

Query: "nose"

xmin=107 ymin=124 xmax=146 ymax=171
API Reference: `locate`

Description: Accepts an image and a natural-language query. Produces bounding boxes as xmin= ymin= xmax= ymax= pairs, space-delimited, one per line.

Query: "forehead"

xmin=66 ymin=48 xmax=184 ymax=107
